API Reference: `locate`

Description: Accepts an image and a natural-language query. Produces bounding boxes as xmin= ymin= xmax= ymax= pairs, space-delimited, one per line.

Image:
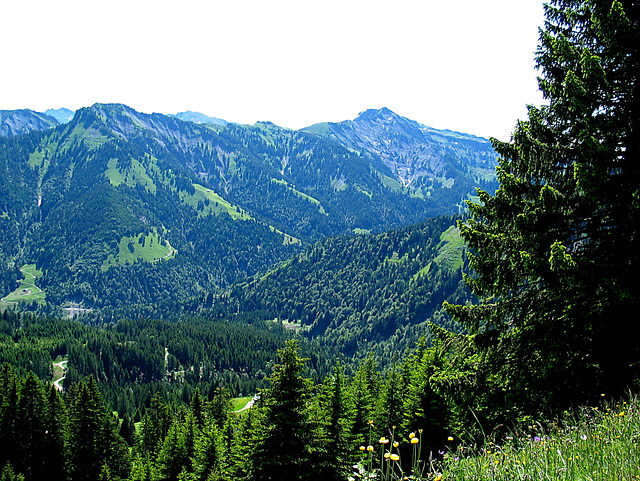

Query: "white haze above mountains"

xmin=2 ymin=0 xmax=546 ymax=141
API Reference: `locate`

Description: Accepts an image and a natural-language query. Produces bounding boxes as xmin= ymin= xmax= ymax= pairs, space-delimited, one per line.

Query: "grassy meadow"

xmin=0 ymin=264 xmax=46 ymax=307
xmin=369 ymin=394 xmax=640 ymax=480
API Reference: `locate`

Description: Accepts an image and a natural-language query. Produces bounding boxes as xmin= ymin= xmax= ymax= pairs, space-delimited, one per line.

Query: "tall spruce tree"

xmin=445 ymin=0 xmax=640 ymax=418
xmin=15 ymin=373 xmax=48 ymax=481
xmin=251 ymin=340 xmax=313 ymax=481
xmin=67 ymin=377 xmax=130 ymax=481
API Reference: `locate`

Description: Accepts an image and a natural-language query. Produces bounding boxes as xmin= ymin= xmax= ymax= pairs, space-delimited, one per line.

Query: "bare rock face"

xmin=304 ymin=107 xmax=496 ymax=188
xmin=0 ymin=109 xmax=59 ymax=136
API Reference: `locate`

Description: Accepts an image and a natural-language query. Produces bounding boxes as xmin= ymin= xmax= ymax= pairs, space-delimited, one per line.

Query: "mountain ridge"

xmin=0 ymin=109 xmax=59 ymax=136
xmin=303 ymin=107 xmax=496 ymax=188
xmin=0 ymin=103 xmax=496 ymax=317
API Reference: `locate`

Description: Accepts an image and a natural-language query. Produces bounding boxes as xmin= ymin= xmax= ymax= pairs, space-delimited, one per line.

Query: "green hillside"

xmin=201 ymin=216 xmax=471 ymax=358
xmin=0 ymin=103 xmax=495 ymax=314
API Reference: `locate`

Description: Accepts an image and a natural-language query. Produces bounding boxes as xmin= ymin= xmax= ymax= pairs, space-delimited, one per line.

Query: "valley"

xmin=0 ymin=1 xmax=638 ymax=479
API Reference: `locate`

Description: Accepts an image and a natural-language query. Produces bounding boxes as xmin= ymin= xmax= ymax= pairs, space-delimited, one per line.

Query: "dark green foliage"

xmin=67 ymin=377 xmax=130 ymax=481
xmin=0 ymin=332 xmax=531 ymax=480
xmin=15 ymin=373 xmax=49 ymax=481
xmin=0 ymin=464 xmax=24 ymax=481
xmin=309 ymin=365 xmax=354 ymax=480
xmin=251 ymin=340 xmax=314 ymax=481
xmin=210 ymin=216 xmax=469 ymax=359
xmin=445 ymin=0 xmax=640 ymax=422
xmin=0 ymin=312 xmax=342 ymax=424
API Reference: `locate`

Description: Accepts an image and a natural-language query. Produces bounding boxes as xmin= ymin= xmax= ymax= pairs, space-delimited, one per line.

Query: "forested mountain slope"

xmin=0 ymin=103 xmax=495 ymax=313
xmin=197 ymin=216 xmax=471 ymax=358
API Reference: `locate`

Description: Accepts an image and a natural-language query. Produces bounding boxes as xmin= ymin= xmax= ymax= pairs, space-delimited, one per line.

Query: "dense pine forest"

xmin=0 ymin=0 xmax=639 ymax=479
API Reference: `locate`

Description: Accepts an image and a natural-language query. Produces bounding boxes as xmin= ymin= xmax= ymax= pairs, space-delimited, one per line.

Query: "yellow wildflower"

xmin=411 ymin=438 xmax=419 ymax=444
xmin=390 ymin=454 xmax=400 ymax=461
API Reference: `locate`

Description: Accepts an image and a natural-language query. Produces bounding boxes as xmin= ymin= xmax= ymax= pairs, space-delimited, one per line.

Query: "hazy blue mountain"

xmin=44 ymin=107 xmax=75 ymax=124
xmin=170 ymin=110 xmax=228 ymax=125
xmin=0 ymin=109 xmax=58 ymax=136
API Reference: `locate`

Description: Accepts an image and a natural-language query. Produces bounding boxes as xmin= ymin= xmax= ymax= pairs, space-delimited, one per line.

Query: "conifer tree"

xmin=400 ymin=340 xmax=448 ymax=452
xmin=309 ymin=364 xmax=353 ymax=481
xmin=158 ymin=420 xmax=191 ymax=481
xmin=349 ymin=356 xmax=381 ymax=446
xmin=15 ymin=372 xmax=48 ymax=481
xmin=190 ymin=389 xmax=205 ymax=432
xmin=0 ymin=366 xmax=19 ymax=471
xmin=207 ymin=387 xmax=231 ymax=431
xmin=43 ymin=386 xmax=67 ymax=481
xmin=67 ymin=377 xmax=130 ymax=481
xmin=375 ymin=364 xmax=403 ymax=432
xmin=0 ymin=464 xmax=24 ymax=481
xmin=445 ymin=0 xmax=640 ymax=417
xmin=251 ymin=340 xmax=313 ymax=481
xmin=139 ymin=393 xmax=173 ymax=457
xmin=192 ymin=419 xmax=222 ymax=481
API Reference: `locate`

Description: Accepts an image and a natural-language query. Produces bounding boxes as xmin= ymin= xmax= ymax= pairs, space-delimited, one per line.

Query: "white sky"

xmin=2 ymin=0 xmax=547 ymax=141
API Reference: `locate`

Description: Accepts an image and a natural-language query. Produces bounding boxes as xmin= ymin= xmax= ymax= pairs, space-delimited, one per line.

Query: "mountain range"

xmin=0 ymin=103 xmax=495 ymax=349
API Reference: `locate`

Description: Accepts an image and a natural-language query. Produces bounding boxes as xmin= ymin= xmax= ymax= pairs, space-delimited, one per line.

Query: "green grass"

xmin=179 ymin=183 xmax=253 ymax=220
xmin=411 ymin=226 xmax=465 ymax=282
xmin=375 ymin=171 xmax=404 ymax=193
xmin=437 ymin=394 xmax=640 ymax=480
xmin=52 ymin=356 xmax=68 ymax=384
xmin=433 ymin=226 xmax=465 ymax=271
xmin=436 ymin=176 xmax=456 ymax=189
xmin=105 ymin=157 xmax=157 ymax=193
xmin=102 ymin=231 xmax=177 ymax=269
xmin=1 ymin=264 xmax=46 ymax=306
xmin=231 ymin=396 xmax=253 ymax=412
xmin=271 ymin=178 xmax=328 ymax=214
xmin=353 ymin=394 xmax=640 ymax=481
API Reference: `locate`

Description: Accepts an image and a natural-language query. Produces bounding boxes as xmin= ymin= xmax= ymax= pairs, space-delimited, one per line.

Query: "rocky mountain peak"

xmin=0 ymin=109 xmax=58 ymax=136
xmin=309 ymin=108 xmax=495 ymax=187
